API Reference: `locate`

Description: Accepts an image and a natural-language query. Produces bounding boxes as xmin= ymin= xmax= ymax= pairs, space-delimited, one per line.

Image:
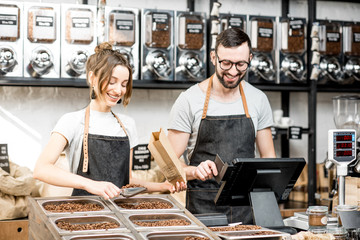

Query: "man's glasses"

xmin=216 ymin=53 xmax=250 ymax=72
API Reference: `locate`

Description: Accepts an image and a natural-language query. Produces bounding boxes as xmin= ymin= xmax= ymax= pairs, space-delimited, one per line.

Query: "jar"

xmin=307 ymin=206 xmax=328 ymax=229
xmin=335 ymin=205 xmax=358 ymax=227
xmin=327 ymin=226 xmax=348 ymax=240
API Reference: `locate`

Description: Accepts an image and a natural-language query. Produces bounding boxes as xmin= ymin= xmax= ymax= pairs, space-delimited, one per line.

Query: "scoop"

xmin=119 ymin=187 xmax=147 ymax=198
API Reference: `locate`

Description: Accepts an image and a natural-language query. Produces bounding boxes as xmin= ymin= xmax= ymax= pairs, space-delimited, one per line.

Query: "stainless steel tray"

xmin=123 ymin=212 xmax=202 ymax=231
xmin=110 ymin=195 xmax=181 ymax=212
xmin=61 ymin=232 xmax=137 ymax=240
xmin=50 ymin=214 xmax=128 ymax=235
xmin=141 ymin=230 xmax=215 ymax=240
xmin=37 ymin=197 xmax=111 ymax=215
xmin=215 ymin=229 xmax=289 ymax=240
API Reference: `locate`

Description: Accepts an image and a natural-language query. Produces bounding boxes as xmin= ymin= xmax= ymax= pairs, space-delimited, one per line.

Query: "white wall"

xmin=1 ymin=0 xmax=360 ymax=171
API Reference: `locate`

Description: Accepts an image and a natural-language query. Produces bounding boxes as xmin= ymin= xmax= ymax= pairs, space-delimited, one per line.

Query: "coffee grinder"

xmin=175 ymin=11 xmax=206 ymax=81
xmin=141 ymin=9 xmax=174 ymax=81
xmin=0 ymin=2 xmax=23 ymax=77
xmin=248 ymin=15 xmax=277 ymax=84
xmin=61 ymin=3 xmax=97 ymax=79
xmin=316 ymin=20 xmax=348 ymax=85
xmin=279 ymin=17 xmax=307 ymax=84
xmin=105 ymin=6 xmax=139 ymax=80
xmin=343 ymin=21 xmax=360 ymax=83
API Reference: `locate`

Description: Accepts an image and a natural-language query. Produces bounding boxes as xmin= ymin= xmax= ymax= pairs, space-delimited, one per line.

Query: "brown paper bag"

xmin=147 ymin=128 xmax=185 ymax=186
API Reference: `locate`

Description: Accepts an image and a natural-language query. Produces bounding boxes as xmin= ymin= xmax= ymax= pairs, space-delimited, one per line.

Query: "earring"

xmin=91 ymin=87 xmax=96 ymax=99
xmin=117 ymin=99 xmax=122 ymax=104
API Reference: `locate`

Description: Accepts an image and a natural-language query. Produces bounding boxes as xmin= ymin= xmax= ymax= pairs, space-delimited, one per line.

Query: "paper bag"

xmin=147 ymin=128 xmax=185 ymax=186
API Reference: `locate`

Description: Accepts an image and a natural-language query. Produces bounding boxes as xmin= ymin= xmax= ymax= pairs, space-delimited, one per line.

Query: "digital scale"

xmin=284 ymin=129 xmax=357 ymax=230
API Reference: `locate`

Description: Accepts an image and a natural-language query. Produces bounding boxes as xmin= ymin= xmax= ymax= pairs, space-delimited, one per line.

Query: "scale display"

xmin=328 ymin=130 xmax=356 ymax=163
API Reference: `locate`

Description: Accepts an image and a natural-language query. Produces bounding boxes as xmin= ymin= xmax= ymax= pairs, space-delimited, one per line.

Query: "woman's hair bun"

xmin=94 ymin=42 xmax=113 ymax=54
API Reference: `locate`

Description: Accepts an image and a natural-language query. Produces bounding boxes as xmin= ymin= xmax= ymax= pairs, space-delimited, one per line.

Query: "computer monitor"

xmin=214 ymin=157 xmax=306 ymax=206
xmin=214 ymin=157 xmax=305 ymax=230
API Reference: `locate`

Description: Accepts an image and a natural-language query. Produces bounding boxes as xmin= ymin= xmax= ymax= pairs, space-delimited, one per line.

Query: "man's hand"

xmin=193 ymin=160 xmax=218 ymax=181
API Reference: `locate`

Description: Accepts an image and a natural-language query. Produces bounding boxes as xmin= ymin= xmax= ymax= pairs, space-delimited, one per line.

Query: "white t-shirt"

xmin=53 ymin=108 xmax=138 ymax=173
xmin=168 ymin=81 xmax=273 ymax=159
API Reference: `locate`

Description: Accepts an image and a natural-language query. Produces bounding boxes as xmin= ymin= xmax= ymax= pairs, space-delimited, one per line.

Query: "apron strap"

xmin=201 ymin=75 xmax=213 ymax=119
xmin=83 ymin=106 xmax=90 ymax=172
xmin=82 ymin=106 xmax=128 ymax=173
xmin=202 ymin=75 xmax=251 ymax=119
xmin=239 ymin=82 xmax=250 ymax=118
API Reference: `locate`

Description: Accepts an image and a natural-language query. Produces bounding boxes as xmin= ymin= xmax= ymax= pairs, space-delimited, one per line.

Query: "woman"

xmin=34 ymin=42 xmax=179 ymax=200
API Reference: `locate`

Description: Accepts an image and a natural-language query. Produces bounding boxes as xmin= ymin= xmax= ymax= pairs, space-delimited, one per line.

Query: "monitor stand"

xmin=250 ymin=191 xmax=297 ymax=235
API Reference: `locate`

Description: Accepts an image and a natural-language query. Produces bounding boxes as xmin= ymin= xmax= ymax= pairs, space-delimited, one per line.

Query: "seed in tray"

xmin=44 ymin=202 xmax=103 ymax=212
xmin=121 ymin=183 xmax=143 ymax=189
xmin=209 ymin=224 xmax=262 ymax=232
xmin=132 ymin=219 xmax=190 ymax=227
xmin=251 ymin=231 xmax=278 ymax=235
xmin=118 ymin=201 xmax=172 ymax=209
xmin=184 ymin=237 xmax=210 ymax=240
xmin=56 ymin=221 xmax=119 ymax=231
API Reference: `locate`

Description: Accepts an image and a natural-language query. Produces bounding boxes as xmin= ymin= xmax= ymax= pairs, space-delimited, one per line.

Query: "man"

xmin=167 ymin=28 xmax=276 ymax=224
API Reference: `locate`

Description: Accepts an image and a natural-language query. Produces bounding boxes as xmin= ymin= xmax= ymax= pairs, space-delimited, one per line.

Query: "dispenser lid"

xmin=333 ymin=95 xmax=360 ymax=100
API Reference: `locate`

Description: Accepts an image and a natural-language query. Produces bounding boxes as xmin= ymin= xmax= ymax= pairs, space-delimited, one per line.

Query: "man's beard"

xmin=215 ymin=68 xmax=246 ymax=89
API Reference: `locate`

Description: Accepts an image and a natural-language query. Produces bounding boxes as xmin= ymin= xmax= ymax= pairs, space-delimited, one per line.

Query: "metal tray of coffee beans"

xmin=110 ymin=195 xmax=181 ymax=212
xmin=124 ymin=212 xmax=202 ymax=231
xmin=50 ymin=214 xmax=128 ymax=235
xmin=140 ymin=230 xmax=215 ymax=240
xmin=61 ymin=232 xmax=137 ymax=240
xmin=37 ymin=197 xmax=112 ymax=215
xmin=210 ymin=226 xmax=290 ymax=240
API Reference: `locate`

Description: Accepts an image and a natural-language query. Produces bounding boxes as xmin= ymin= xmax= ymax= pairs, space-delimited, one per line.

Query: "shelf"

xmin=0 ymin=76 xmax=313 ymax=91
xmin=316 ymin=84 xmax=360 ymax=93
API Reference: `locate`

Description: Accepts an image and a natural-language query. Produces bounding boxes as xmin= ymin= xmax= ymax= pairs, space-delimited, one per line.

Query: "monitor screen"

xmin=214 ymin=158 xmax=306 ymax=206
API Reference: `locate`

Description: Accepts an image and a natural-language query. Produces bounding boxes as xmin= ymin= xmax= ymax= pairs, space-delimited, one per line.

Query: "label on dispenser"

xmin=72 ymin=17 xmax=90 ymax=28
xmin=354 ymin=32 xmax=360 ymax=43
xmin=0 ymin=14 xmax=17 ymax=25
xmin=258 ymin=27 xmax=273 ymax=38
xmin=229 ymin=17 xmax=243 ymax=28
xmin=116 ymin=19 xmax=133 ymax=31
xmin=35 ymin=16 xmax=54 ymax=27
xmin=132 ymin=144 xmax=151 ymax=170
xmin=326 ymin=32 xmax=340 ymax=42
xmin=187 ymin=23 xmax=203 ymax=34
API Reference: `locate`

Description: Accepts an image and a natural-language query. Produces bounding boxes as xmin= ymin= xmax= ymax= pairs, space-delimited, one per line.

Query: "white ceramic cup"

xmin=273 ymin=109 xmax=283 ymax=125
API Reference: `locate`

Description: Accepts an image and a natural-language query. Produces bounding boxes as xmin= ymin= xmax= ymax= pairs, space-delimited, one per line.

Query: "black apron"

xmin=186 ymin=75 xmax=256 ymax=224
xmin=72 ymin=106 xmax=130 ymax=196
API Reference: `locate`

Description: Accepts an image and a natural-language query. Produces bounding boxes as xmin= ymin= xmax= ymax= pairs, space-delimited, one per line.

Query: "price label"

xmin=288 ymin=126 xmax=302 ymax=140
xmin=271 ymin=127 xmax=278 ymax=140
xmin=132 ymin=144 xmax=151 ymax=170
xmin=0 ymin=144 xmax=10 ymax=173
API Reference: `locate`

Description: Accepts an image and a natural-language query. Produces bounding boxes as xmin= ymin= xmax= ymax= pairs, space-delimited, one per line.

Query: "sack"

xmin=147 ymin=128 xmax=185 ymax=186
xmin=0 ymin=161 xmax=40 ymax=220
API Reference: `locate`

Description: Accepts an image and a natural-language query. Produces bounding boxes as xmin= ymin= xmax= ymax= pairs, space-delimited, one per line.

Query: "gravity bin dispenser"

xmin=105 ymin=6 xmax=139 ymax=80
xmin=343 ymin=21 xmax=360 ymax=84
xmin=141 ymin=9 xmax=174 ymax=81
xmin=219 ymin=13 xmax=246 ymax=32
xmin=23 ymin=2 xmax=60 ymax=78
xmin=279 ymin=17 xmax=307 ymax=84
xmin=248 ymin=16 xmax=277 ymax=84
xmin=315 ymin=20 xmax=347 ymax=85
xmin=0 ymin=2 xmax=23 ymax=77
xmin=61 ymin=3 xmax=97 ymax=79
xmin=175 ymin=11 xmax=206 ymax=81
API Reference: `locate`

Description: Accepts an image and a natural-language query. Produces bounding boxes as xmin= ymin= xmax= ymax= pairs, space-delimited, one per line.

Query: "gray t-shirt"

xmin=53 ymin=108 xmax=138 ymax=173
xmin=168 ymin=81 xmax=273 ymax=159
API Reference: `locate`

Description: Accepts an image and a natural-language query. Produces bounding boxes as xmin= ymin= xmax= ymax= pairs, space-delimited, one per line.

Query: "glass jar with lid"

xmin=307 ymin=206 xmax=328 ymax=230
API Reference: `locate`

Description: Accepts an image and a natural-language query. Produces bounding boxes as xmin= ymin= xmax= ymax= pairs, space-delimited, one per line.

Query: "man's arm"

xmin=256 ymin=127 xmax=276 ymax=158
xmin=167 ymin=129 xmax=218 ymax=181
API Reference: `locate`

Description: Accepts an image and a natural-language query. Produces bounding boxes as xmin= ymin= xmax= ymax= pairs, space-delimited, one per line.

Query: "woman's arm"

xmin=33 ymin=132 xmax=121 ymax=199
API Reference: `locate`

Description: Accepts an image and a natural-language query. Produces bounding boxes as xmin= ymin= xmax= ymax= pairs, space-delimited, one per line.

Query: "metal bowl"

xmin=110 ymin=196 xmax=180 ymax=212
xmin=50 ymin=214 xmax=127 ymax=235
xmin=37 ymin=197 xmax=111 ymax=215
xmin=61 ymin=233 xmax=136 ymax=240
xmin=125 ymin=212 xmax=202 ymax=231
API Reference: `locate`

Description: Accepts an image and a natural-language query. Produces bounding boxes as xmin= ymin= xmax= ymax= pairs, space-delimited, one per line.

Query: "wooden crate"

xmin=0 ymin=219 xmax=28 ymax=240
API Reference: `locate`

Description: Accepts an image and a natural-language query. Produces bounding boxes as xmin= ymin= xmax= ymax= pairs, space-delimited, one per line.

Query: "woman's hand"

xmin=159 ymin=180 xmax=187 ymax=193
xmin=192 ymin=160 xmax=218 ymax=181
xmin=84 ymin=180 xmax=121 ymax=200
